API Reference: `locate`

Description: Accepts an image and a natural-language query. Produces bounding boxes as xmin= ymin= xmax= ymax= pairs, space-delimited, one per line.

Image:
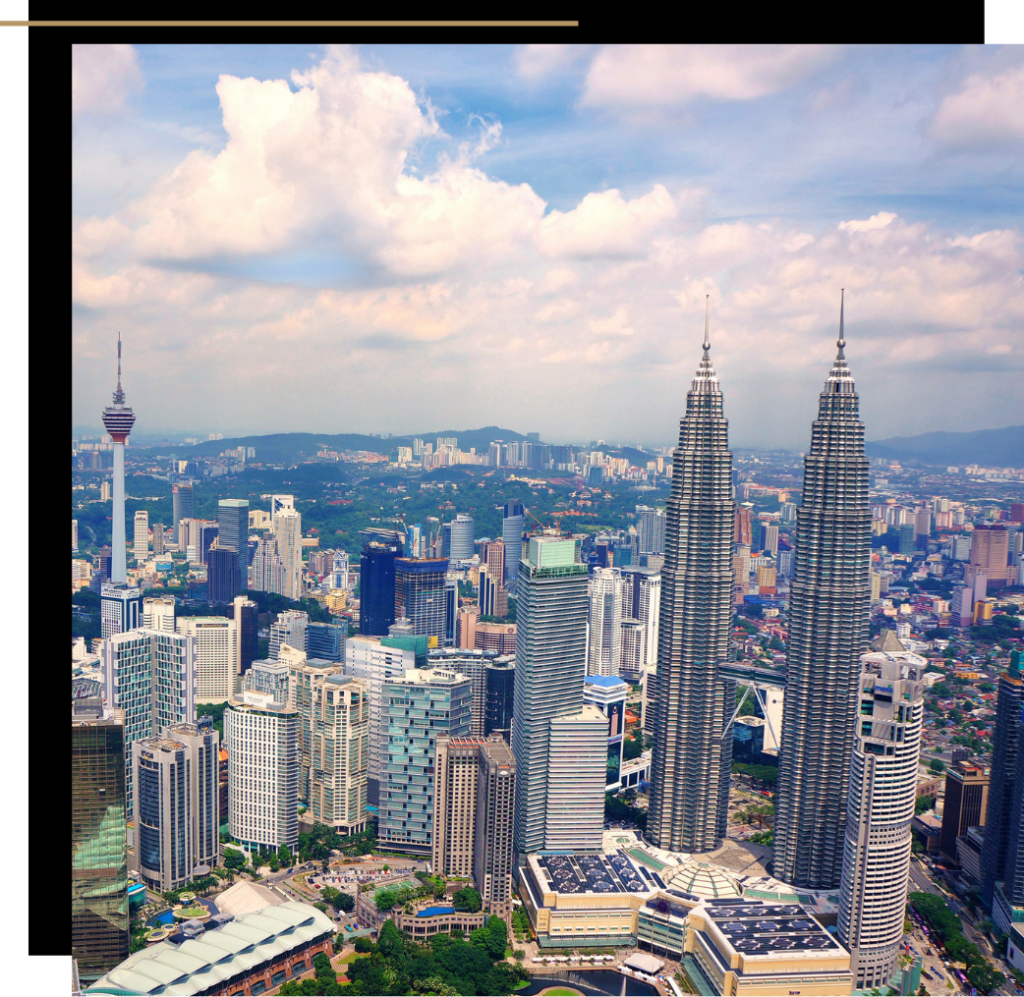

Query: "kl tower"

xmin=100 ymin=335 xmax=141 ymax=636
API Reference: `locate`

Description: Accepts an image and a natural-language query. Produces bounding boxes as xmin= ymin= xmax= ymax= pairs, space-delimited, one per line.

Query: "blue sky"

xmin=72 ymin=44 xmax=1024 ymax=449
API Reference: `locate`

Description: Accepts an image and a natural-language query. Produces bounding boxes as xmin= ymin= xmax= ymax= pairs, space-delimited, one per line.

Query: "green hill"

xmin=865 ymin=425 xmax=1024 ymax=467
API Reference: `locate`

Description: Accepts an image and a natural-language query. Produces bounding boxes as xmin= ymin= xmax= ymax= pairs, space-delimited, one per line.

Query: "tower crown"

xmin=690 ymin=295 xmax=720 ymax=395
xmin=825 ymin=290 xmax=856 ymax=393
xmin=101 ymin=333 xmax=135 ymax=442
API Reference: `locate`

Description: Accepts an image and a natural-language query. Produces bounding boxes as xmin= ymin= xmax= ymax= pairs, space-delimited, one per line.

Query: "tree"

xmin=278 ymin=844 xmax=293 ymax=867
xmin=336 ymin=891 xmax=355 ymax=913
xmin=930 ymin=759 xmax=946 ymax=774
xmin=484 ymin=915 xmax=508 ymax=960
xmin=322 ymin=886 xmax=341 ymax=907
xmin=377 ymin=919 xmax=406 ymax=960
xmin=452 ymin=886 xmax=482 ymax=912
xmin=622 ymin=734 xmax=643 ymax=761
xmin=375 ymin=888 xmax=398 ymax=912
xmin=223 ymin=847 xmax=246 ymax=870
xmin=354 ymin=935 xmax=374 ymax=953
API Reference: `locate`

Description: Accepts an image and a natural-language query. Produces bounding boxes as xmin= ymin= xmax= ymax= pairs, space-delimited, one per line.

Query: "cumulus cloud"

xmin=580 ymin=45 xmax=838 ymax=110
xmin=72 ymin=44 xmax=143 ymax=120
xmin=931 ymin=64 xmax=1024 ymax=149
xmin=838 ymin=212 xmax=897 ymax=233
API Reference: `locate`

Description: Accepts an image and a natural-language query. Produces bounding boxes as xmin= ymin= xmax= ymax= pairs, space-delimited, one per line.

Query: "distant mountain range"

xmin=146 ymin=427 xmax=544 ymax=464
xmin=865 ymin=425 xmax=1024 ymax=467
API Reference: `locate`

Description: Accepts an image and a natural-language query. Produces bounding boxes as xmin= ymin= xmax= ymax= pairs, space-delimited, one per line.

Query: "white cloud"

xmin=589 ymin=307 xmax=634 ymax=337
xmin=931 ymin=64 xmax=1024 ymax=149
xmin=580 ymin=45 xmax=838 ymax=110
xmin=838 ymin=212 xmax=897 ymax=233
xmin=72 ymin=44 xmax=143 ymax=120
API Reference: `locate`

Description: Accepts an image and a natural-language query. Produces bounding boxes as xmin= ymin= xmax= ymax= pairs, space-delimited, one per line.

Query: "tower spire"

xmin=837 ymin=289 xmax=845 ymax=358
xmin=113 ymin=333 xmax=126 ymax=406
xmin=703 ymin=294 xmax=710 ymax=357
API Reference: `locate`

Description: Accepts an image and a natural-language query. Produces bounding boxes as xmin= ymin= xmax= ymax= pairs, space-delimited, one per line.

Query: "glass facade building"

xmin=394 ymin=558 xmax=449 ymax=643
xmin=359 ymin=541 xmax=401 ymax=636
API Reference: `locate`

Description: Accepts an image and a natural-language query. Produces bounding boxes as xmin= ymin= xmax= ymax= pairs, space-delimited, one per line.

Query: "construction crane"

xmin=526 ymin=508 xmax=566 ymax=534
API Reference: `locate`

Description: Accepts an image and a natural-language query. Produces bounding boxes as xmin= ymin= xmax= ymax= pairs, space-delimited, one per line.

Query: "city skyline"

xmin=73 ymin=44 xmax=1023 ymax=450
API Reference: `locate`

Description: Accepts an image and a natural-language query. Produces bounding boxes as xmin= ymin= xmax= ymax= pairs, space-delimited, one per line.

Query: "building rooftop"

xmin=584 ymin=674 xmax=630 ymax=689
xmin=698 ymin=899 xmax=844 ymax=957
xmin=666 ymin=859 xmax=743 ymax=899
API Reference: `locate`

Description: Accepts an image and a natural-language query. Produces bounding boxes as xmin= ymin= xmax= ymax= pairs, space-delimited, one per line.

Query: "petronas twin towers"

xmin=649 ymin=292 xmax=870 ymax=890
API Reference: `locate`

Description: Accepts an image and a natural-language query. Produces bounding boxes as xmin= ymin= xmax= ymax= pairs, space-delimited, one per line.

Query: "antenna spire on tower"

xmin=837 ymin=289 xmax=845 ymax=357
xmin=703 ymin=295 xmax=711 ymax=356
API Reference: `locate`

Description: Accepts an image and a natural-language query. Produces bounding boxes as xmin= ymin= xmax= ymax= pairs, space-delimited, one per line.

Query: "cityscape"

xmin=69 ymin=43 xmax=1024 ymax=997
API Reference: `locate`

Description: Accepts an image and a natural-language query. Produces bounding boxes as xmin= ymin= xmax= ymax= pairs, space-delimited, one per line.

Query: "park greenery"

xmin=909 ymin=892 xmax=1005 ymax=994
xmin=731 ymin=762 xmax=779 ymax=786
xmin=604 ymin=792 xmax=647 ymax=832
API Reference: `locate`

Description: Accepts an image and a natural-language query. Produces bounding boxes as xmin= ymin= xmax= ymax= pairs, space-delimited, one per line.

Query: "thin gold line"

xmin=2 ymin=20 xmax=579 ymax=27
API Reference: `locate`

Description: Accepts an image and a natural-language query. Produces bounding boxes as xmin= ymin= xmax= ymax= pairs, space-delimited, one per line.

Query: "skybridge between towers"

xmin=719 ymin=661 xmax=787 ymax=756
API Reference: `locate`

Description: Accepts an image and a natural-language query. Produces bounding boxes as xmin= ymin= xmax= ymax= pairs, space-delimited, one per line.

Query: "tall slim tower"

xmin=647 ymin=299 xmax=735 ymax=853
xmin=101 ymin=335 xmax=135 ymax=584
xmin=775 ymin=292 xmax=872 ymax=889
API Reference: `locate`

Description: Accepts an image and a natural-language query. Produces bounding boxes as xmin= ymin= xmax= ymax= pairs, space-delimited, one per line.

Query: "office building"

xmin=100 ymin=629 xmax=197 ymax=818
xmin=379 ymin=668 xmax=471 ymax=854
xmin=982 ymin=651 xmax=1023 ymax=907
xmin=151 ymin=522 xmax=164 ymax=556
xmin=428 ymin=647 xmax=490 ymax=736
xmin=269 ymin=610 xmax=308 ymax=660
xmin=330 ymin=549 xmax=350 ymax=590
xmin=648 ymin=301 xmax=736 ymax=854
xmin=270 ymin=494 xmax=295 ymax=517
xmin=995 ymin=668 xmax=1024 ymax=932
xmin=587 ymin=567 xmax=623 ymax=677
xmin=502 ymin=499 xmax=525 ymax=592
xmin=619 ymin=618 xmax=645 ymax=678
xmin=636 ymin=505 xmax=666 ymax=555
xmin=359 ymin=540 xmax=402 ymax=636
xmin=970 ymin=524 xmax=1010 ymax=588
xmin=251 ymin=532 xmax=285 ymax=595
xmin=940 ymin=762 xmax=990 ymax=864
xmin=444 ymin=513 xmax=475 ymax=561
xmin=914 ymin=509 xmax=932 ymax=538
xmin=480 ymin=540 xmax=506 ymax=594
xmin=100 ymin=582 xmax=142 ymax=638
xmin=142 ymin=596 xmax=175 ymax=633
xmin=234 ymin=596 xmax=258 ymax=678
xmin=217 ymin=499 xmax=249 ymax=591
xmin=479 ymin=565 xmax=508 ymax=619
xmin=306 ymin=621 xmax=346 ymax=663
xmin=133 ymin=717 xmax=219 ymax=893
xmin=775 ymin=294 xmax=872 ymax=890
xmin=133 ymin=510 xmax=149 ymax=559
xmin=511 ymin=536 xmax=599 ymax=854
xmin=620 ymin=565 xmax=661 ymax=670
xmin=583 ymin=674 xmax=630 ymax=790
xmin=177 ymin=615 xmax=239 ymax=703
xmin=759 ymin=522 xmax=778 ymax=556
xmin=344 ymin=635 xmax=416 ymax=798
xmin=172 ymin=486 xmax=194 ymax=549
xmin=72 ymin=698 xmax=129 ymax=986
xmin=432 ymin=735 xmax=516 ymax=919
xmin=837 ymin=646 xmax=927 ymax=989
xmin=734 ymin=506 xmax=753 ymax=546
xmin=394 ymin=557 xmax=449 ymax=642
xmin=445 ymin=576 xmax=457 ymax=646
xmin=289 ymin=660 xmax=369 ymax=835
xmin=206 ymin=544 xmax=241 ymax=605
xmin=225 ymin=691 xmax=300 ymax=852
xmin=73 ymin=518 xmax=79 ymax=554
xmin=101 ymin=336 xmax=135 ymax=584
xmin=485 ymin=660 xmax=515 ymax=742
xmin=243 ymin=658 xmax=291 ymax=704
xmin=273 ymin=506 xmax=303 ymax=600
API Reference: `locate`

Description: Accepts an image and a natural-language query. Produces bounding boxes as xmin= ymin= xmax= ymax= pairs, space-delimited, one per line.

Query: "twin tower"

xmin=648 ymin=293 xmax=871 ymax=891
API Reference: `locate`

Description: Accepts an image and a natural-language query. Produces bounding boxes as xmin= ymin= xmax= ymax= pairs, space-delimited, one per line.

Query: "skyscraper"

xmin=502 ymin=500 xmax=525 ymax=592
xmin=306 ymin=621 xmax=346 ymax=663
xmin=101 ymin=335 xmax=135 ymax=584
xmin=72 ymin=698 xmax=129 ymax=986
xmin=647 ymin=300 xmax=735 ymax=854
xmin=394 ymin=557 xmax=449 ymax=642
xmin=484 ymin=660 xmax=515 ymax=742
xmin=217 ymin=498 xmax=249 ymax=593
xmin=838 ymin=644 xmax=927 ymax=989
xmin=273 ymin=506 xmax=303 ymax=600
xmin=939 ymin=761 xmax=989 ymax=865
xmin=775 ymin=293 xmax=872 ymax=890
xmin=511 ymin=536 xmax=603 ymax=855
xmin=177 ymin=615 xmax=238 ymax=703
xmin=982 ymin=651 xmax=1023 ymax=907
xmin=359 ymin=540 xmax=401 ymax=636
xmin=251 ymin=532 xmax=285 ymax=595
xmin=620 ymin=564 xmax=661 ymax=671
xmin=100 ymin=583 xmax=141 ymax=639
xmin=151 ymin=522 xmax=164 ymax=556
xmin=234 ymin=595 xmax=259 ymax=678
xmin=171 ymin=484 xmax=193 ymax=550
xmin=133 ymin=510 xmax=149 ymax=560
xmin=587 ymin=567 xmax=623 ymax=677
xmin=444 ymin=513 xmax=475 ymax=561
xmin=636 ymin=505 xmax=667 ymax=555
xmin=206 ymin=545 xmax=241 ymax=604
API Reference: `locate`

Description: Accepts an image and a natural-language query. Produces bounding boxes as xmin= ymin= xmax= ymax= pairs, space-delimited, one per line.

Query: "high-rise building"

xmin=133 ymin=717 xmax=219 ymax=892
xmin=379 ymin=668 xmax=471 ymax=854
xmin=273 ymin=507 xmax=303 ymax=600
xmin=151 ymin=522 xmax=164 ymax=556
xmin=485 ymin=660 xmax=515 ymax=742
xmin=428 ymin=647 xmax=490 ymax=737
xmin=734 ymin=506 xmax=753 ymax=546
xmin=172 ymin=484 xmax=194 ymax=549
xmin=234 ymin=596 xmax=258 ymax=678
xmin=940 ymin=761 xmax=990 ymax=865
xmin=306 ymin=621 xmax=346 ymax=663
xmin=636 ymin=505 xmax=667 ymax=555
xmin=330 ymin=549 xmax=350 ymax=591
xmin=619 ymin=618 xmax=645 ymax=678
xmin=100 ymin=582 xmax=142 ymax=639
xmin=648 ymin=302 xmax=735 ymax=854
xmin=133 ymin=510 xmax=149 ymax=559
xmin=288 ymin=658 xmax=369 ymax=836
xmin=583 ymin=674 xmax=630 ymax=791
xmin=502 ymin=500 xmax=525 ymax=592
xmin=970 ymin=524 xmax=1010 ymax=588
xmin=444 ymin=513 xmax=475 ymax=561
xmin=775 ymin=294 xmax=872 ymax=890
xmin=982 ymin=650 xmax=1023 ymax=907
xmin=100 ymin=629 xmax=197 ymax=815
xmin=142 ymin=596 xmax=176 ymax=633
xmin=73 ymin=518 xmax=79 ymax=554
xmin=100 ymin=479 xmax=111 ymax=502
xmin=243 ymin=658 xmax=291 ymax=703
xmin=481 ymin=540 xmax=506 ymax=593
xmin=898 ymin=523 xmax=915 ymax=555
xmin=72 ymin=698 xmax=129 ymax=987
xmin=620 ymin=565 xmax=660 ymax=670
xmin=432 ymin=734 xmax=516 ymax=919
xmin=760 ymin=522 xmax=779 ymax=556
xmin=478 ymin=565 xmax=508 ymax=619
xmin=225 ymin=691 xmax=300 ymax=852
xmin=217 ymin=499 xmax=250 ymax=592
xmin=206 ymin=545 xmax=241 ymax=604
xmin=269 ymin=610 xmax=308 ymax=660
xmin=177 ymin=616 xmax=239 ymax=703
xmin=251 ymin=532 xmax=285 ymax=595
xmin=344 ymin=635 xmax=416 ymax=801
xmin=394 ymin=558 xmax=449 ymax=642
xmin=587 ymin=567 xmax=623 ymax=677
xmin=838 ymin=644 xmax=927 ymax=989
xmin=914 ymin=509 xmax=932 ymax=538
xmin=995 ymin=660 xmax=1024 ymax=932
xmin=511 ymin=536 xmax=604 ymax=854
xmin=359 ymin=540 xmax=402 ymax=636
xmin=101 ymin=336 xmax=135 ymax=583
